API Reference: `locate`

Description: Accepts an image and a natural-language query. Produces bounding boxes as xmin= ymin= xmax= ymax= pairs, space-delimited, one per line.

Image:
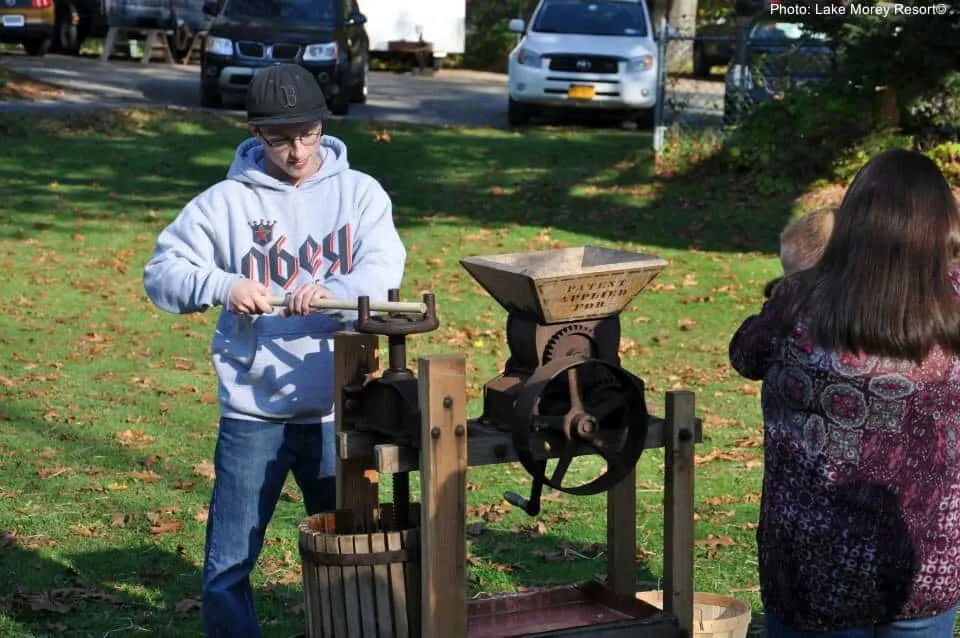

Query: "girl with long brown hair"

xmin=730 ymin=149 xmax=960 ymax=636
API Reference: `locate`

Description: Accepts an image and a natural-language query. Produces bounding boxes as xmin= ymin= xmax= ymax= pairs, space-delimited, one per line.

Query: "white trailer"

xmin=359 ymin=0 xmax=465 ymax=69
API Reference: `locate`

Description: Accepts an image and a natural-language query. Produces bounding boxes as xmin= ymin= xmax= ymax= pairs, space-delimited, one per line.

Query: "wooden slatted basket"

xmin=298 ymin=504 xmax=421 ymax=638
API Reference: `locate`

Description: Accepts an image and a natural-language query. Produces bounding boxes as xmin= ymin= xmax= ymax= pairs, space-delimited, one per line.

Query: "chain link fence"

xmin=653 ymin=17 xmax=736 ymax=153
xmin=653 ymin=16 xmax=836 ymax=154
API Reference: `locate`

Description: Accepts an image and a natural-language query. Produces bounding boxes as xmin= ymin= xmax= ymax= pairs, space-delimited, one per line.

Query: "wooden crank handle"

xmin=265 ymin=295 xmax=427 ymax=315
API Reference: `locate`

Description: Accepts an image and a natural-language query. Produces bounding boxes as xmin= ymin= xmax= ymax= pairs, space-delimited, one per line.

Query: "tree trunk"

xmin=666 ymin=0 xmax=698 ymax=73
xmin=648 ymin=0 xmax=668 ymax=34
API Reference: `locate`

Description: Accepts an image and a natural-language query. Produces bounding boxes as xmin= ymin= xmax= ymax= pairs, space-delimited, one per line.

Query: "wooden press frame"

xmin=333 ymin=332 xmax=699 ymax=638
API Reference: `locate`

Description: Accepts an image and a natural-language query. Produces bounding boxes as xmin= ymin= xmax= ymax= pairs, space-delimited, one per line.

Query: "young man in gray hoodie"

xmin=143 ymin=63 xmax=406 ymax=637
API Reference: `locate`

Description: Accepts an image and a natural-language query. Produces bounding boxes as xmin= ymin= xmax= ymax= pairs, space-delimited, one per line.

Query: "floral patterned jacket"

xmin=729 ymin=279 xmax=960 ymax=630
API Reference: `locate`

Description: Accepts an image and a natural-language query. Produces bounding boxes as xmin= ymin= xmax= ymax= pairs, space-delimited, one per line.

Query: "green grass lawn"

xmin=0 ymin=107 xmax=795 ymax=637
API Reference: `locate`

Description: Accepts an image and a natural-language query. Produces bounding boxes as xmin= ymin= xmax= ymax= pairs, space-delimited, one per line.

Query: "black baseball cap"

xmin=246 ymin=63 xmax=328 ymax=126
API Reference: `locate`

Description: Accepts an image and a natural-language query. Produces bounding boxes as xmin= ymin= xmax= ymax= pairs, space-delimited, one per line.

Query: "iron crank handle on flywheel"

xmin=504 ymin=465 xmax=546 ymax=517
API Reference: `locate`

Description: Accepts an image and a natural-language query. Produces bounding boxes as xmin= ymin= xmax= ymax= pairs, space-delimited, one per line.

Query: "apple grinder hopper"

xmin=460 ymin=246 xmax=667 ymax=516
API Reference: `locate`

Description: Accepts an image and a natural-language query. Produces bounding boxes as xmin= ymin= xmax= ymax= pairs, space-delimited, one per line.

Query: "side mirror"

xmin=508 ymin=18 xmax=525 ymax=33
xmin=347 ymin=12 xmax=367 ymax=25
xmin=202 ymin=0 xmax=219 ymax=16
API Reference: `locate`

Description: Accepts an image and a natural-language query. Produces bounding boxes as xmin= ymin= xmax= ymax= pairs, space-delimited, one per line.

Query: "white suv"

xmin=506 ymin=0 xmax=658 ymax=127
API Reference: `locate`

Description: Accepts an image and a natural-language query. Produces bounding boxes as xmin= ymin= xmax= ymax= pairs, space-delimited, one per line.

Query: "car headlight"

xmin=303 ymin=42 xmax=338 ymax=61
xmin=205 ymin=36 xmax=233 ymax=56
xmin=516 ymin=48 xmax=542 ymax=68
xmin=626 ymin=55 xmax=654 ymax=73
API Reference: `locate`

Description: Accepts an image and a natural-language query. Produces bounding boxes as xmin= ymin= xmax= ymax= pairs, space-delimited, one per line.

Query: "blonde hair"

xmin=779 ymin=208 xmax=835 ymax=275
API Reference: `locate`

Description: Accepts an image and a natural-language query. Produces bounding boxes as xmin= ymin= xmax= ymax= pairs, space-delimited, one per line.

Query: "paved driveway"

xmin=1 ymin=51 xmax=723 ymax=127
xmin=0 ymin=52 xmax=511 ymax=127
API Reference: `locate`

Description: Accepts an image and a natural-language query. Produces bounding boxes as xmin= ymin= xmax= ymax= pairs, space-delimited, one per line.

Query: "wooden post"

xmin=418 ymin=354 xmax=468 ymax=638
xmin=663 ymin=390 xmax=695 ymax=638
xmin=606 ymin=467 xmax=637 ymax=596
xmin=335 ymin=332 xmax=380 ymax=512
xmin=100 ymin=26 xmax=120 ymax=61
xmin=142 ymin=29 xmax=174 ymax=64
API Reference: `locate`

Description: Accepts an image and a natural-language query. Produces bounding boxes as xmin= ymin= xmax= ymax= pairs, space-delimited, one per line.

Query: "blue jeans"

xmin=765 ymin=607 xmax=958 ymax=638
xmin=202 ymin=417 xmax=336 ymax=638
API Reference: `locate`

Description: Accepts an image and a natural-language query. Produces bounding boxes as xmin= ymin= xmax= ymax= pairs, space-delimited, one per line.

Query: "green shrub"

xmin=904 ymin=71 xmax=960 ymax=143
xmin=719 ymin=84 xmax=873 ymax=187
xmin=926 ymin=141 xmax=960 ymax=184
xmin=463 ymin=0 xmax=538 ymax=73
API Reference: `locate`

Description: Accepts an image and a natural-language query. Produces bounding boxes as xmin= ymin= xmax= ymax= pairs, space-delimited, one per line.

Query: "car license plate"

xmin=567 ymin=85 xmax=595 ymax=100
xmin=2 ymin=15 xmax=26 ymax=27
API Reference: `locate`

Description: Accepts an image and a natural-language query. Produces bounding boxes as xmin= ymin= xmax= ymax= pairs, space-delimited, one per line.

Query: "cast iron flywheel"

xmin=512 ymin=355 xmax=648 ymax=497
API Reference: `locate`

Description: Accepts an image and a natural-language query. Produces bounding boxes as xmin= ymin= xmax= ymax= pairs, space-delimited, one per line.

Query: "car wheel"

xmin=23 ymin=38 xmax=52 ymax=56
xmin=692 ymin=43 xmax=709 ymax=78
xmin=328 ymin=71 xmax=351 ymax=116
xmin=350 ymin=57 xmax=368 ymax=104
xmin=169 ymin=23 xmax=194 ymax=63
xmin=200 ymin=83 xmax=222 ymax=108
xmin=55 ymin=2 xmax=80 ymax=54
xmin=634 ymin=108 xmax=655 ymax=130
xmin=508 ymin=98 xmax=534 ymax=126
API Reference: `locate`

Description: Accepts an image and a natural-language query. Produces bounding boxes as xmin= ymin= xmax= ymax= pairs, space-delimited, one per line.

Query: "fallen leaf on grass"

xmin=168 ymin=356 xmax=196 ymax=371
xmin=677 ymin=318 xmax=697 ymax=331
xmin=14 ymin=591 xmax=71 ymax=614
xmin=280 ymin=488 xmax=302 ymax=503
xmin=466 ymin=502 xmax=509 ymax=524
xmin=739 ymin=383 xmax=760 ymax=397
xmin=115 ymin=429 xmax=155 ymax=448
xmin=531 ymin=541 xmax=605 ymax=562
xmin=704 ymin=493 xmax=761 ymax=506
xmin=695 ymin=449 xmax=760 ymax=467
xmin=194 ymin=461 xmax=216 ymax=480
xmin=14 ymin=586 xmax=123 ymax=614
xmin=111 ymin=513 xmax=132 ymax=527
xmin=71 ymin=525 xmax=99 ymax=538
xmin=150 ymin=521 xmax=183 ymax=535
xmin=516 ymin=522 xmax=548 ymax=537
xmin=130 ymin=470 xmax=162 ymax=483
xmin=194 ymin=507 xmax=209 ymax=523
xmin=734 ymin=436 xmax=763 ymax=448
xmin=36 ymin=466 xmax=70 ymax=479
xmin=175 ymin=597 xmax=202 ymax=616
xmin=695 ymin=534 xmax=737 ymax=548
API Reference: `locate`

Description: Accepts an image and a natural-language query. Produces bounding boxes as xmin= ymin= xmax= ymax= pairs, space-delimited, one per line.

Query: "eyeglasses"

xmin=257 ymin=127 xmax=322 ymax=149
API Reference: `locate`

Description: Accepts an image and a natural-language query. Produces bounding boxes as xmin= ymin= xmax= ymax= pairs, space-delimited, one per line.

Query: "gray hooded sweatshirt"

xmin=143 ymin=135 xmax=406 ymax=429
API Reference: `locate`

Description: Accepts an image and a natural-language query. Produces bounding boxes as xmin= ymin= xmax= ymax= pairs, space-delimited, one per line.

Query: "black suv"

xmin=199 ymin=0 xmax=369 ymax=115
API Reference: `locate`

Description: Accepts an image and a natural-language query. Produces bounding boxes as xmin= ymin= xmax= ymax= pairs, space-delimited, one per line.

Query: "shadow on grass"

xmin=1 ymin=538 xmax=206 ymax=637
xmin=0 ymin=399 xmax=307 ymax=637
xmin=0 ymin=106 xmax=799 ymax=258
xmin=467 ymin=526 xmax=658 ymax=593
xmin=0 ymin=106 xmax=831 ymax=636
